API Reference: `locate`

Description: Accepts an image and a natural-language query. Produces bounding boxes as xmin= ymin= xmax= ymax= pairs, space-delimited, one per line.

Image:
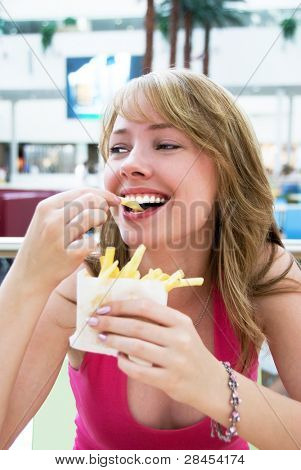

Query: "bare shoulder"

xmin=253 ymin=243 xmax=301 ymax=325
xmin=259 ymin=243 xmax=300 ymax=284
xmin=253 ymin=244 xmax=301 ymax=400
xmin=254 ymin=242 xmax=299 ymax=281
xmin=269 ymin=245 xmax=301 ymax=282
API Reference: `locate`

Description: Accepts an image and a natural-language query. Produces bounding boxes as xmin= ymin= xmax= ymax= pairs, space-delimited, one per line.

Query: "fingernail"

xmin=114 ymin=195 xmax=121 ymax=204
xmin=98 ymin=333 xmax=107 ymax=341
xmin=96 ymin=306 xmax=111 ymax=315
xmin=86 ymin=317 xmax=99 ymax=326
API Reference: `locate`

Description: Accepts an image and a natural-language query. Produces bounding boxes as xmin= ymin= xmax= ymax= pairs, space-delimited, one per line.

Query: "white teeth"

xmin=122 ymin=194 xmax=167 ymax=203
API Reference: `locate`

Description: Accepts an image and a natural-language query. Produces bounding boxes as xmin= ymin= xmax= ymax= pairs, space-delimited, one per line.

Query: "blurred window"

xmin=19 ymin=143 xmax=76 ymax=174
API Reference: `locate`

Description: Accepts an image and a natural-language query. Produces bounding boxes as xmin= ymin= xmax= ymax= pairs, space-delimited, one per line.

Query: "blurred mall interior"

xmin=1 ymin=1 xmax=301 ymax=237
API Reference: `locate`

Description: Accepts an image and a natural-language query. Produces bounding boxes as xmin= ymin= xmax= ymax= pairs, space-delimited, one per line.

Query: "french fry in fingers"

xmin=119 ymin=197 xmax=144 ymax=212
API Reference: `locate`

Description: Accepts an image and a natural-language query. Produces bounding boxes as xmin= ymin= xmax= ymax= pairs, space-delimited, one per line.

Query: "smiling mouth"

xmin=123 ymin=201 xmax=168 ymax=213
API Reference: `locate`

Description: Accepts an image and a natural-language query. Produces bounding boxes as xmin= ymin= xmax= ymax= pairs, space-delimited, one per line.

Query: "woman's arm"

xmin=0 ymin=188 xmax=120 ymax=447
xmin=196 ymin=246 xmax=301 ymax=449
xmin=0 ymin=264 xmax=55 ymax=433
xmin=0 ymin=270 xmax=79 ymax=449
xmin=201 ymin=359 xmax=301 ymax=449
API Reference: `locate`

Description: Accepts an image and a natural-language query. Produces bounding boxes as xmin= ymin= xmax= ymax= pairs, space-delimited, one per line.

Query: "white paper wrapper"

xmin=69 ymin=269 xmax=168 ymax=366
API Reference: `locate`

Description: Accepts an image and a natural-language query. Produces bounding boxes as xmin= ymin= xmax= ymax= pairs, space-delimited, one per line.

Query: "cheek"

xmin=181 ymin=158 xmax=217 ymax=229
xmin=196 ymin=158 xmax=217 ymax=202
xmin=103 ymin=164 xmax=118 ymax=192
xmin=103 ymin=165 xmax=121 ymax=220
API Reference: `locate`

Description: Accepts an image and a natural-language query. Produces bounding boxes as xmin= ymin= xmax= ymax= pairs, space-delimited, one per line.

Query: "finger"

xmin=65 ymin=209 xmax=107 ymax=244
xmin=87 ymin=315 xmax=170 ymax=346
xmin=66 ymin=234 xmax=99 ymax=256
xmin=38 ymin=187 xmax=121 ymax=211
xmin=99 ymin=189 xmax=122 ymax=207
xmin=117 ymin=352 xmax=166 ymax=386
xmin=97 ymin=298 xmax=184 ymax=327
xmin=62 ymin=192 xmax=109 ymax=224
xmin=98 ymin=333 xmax=168 ymax=368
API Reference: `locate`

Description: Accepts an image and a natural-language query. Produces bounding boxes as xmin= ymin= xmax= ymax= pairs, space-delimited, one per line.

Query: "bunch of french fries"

xmin=98 ymin=244 xmax=204 ymax=292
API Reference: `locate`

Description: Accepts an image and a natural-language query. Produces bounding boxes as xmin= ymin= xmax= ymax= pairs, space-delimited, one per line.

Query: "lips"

xmin=121 ymin=199 xmax=170 ymax=221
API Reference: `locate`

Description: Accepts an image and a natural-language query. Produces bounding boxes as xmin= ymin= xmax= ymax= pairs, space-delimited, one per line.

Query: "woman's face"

xmin=103 ymin=104 xmax=218 ymax=250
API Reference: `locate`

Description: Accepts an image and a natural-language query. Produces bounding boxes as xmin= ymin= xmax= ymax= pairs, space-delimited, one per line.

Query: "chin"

xmin=119 ymin=231 xmax=156 ymax=250
xmin=118 ymin=228 xmax=172 ymax=251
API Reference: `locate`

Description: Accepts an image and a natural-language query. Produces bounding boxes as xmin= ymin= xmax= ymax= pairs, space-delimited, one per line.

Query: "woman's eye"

xmin=109 ymin=146 xmax=128 ymax=154
xmin=156 ymin=144 xmax=180 ymax=150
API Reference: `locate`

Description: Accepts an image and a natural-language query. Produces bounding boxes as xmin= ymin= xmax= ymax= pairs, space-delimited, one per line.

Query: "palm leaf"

xmin=281 ymin=18 xmax=298 ymax=40
xmin=156 ymin=10 xmax=170 ymax=39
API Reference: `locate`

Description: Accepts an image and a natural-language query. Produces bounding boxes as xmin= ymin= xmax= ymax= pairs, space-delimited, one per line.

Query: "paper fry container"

xmin=69 ymin=269 xmax=168 ymax=365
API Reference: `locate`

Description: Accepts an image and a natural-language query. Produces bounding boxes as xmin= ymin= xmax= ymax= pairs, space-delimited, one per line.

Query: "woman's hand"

xmin=87 ymin=298 xmax=221 ymax=409
xmin=11 ymin=187 xmax=121 ymax=293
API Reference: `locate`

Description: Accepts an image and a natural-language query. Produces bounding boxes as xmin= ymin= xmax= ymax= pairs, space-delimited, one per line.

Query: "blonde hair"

xmin=86 ymin=68 xmax=299 ymax=373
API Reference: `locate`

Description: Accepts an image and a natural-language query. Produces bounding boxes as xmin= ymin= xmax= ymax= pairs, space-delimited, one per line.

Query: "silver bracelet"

xmin=210 ymin=361 xmax=241 ymax=442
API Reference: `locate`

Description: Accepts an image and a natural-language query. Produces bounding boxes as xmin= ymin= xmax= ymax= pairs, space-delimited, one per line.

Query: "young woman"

xmin=0 ymin=69 xmax=300 ymax=450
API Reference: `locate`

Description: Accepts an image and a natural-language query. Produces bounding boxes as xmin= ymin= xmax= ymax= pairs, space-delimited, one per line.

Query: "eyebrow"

xmin=112 ymin=123 xmax=175 ymax=135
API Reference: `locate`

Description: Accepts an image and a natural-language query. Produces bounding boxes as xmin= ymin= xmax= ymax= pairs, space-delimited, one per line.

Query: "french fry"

xmin=177 ymin=277 xmax=204 ymax=287
xmin=163 ymin=269 xmax=184 ymax=284
xmin=132 ymin=271 xmax=141 ymax=279
xmin=149 ymin=269 xmax=163 ymax=280
xmin=141 ymin=268 xmax=162 ymax=280
xmin=98 ymin=260 xmax=119 ymax=280
xmin=164 ymin=282 xmax=176 ymax=292
xmin=141 ymin=268 xmax=154 ymax=280
xmin=98 ymin=247 xmax=116 ymax=277
xmin=97 ymin=243 xmax=204 ymax=293
xmin=120 ymin=197 xmax=144 ymax=212
xmin=103 ymin=246 xmax=115 ymax=271
xmin=167 ymin=277 xmax=204 ymax=291
xmin=119 ymin=244 xmax=146 ymax=278
xmin=144 ymin=269 xmax=166 ymax=281
xmin=99 ymin=256 xmax=105 ymax=271
xmin=110 ymin=266 xmax=120 ymax=278
xmin=157 ymin=273 xmax=170 ymax=281
xmin=163 ymin=269 xmax=185 ymax=292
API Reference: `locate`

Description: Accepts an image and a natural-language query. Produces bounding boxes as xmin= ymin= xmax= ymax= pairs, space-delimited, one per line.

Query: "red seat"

xmin=0 ymin=190 xmax=59 ymax=236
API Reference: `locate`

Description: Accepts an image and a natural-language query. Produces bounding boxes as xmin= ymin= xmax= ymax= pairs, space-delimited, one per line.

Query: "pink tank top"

xmin=68 ymin=285 xmax=258 ymax=450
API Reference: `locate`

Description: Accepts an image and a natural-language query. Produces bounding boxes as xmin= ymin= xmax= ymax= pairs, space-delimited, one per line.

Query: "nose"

xmin=119 ymin=149 xmax=153 ymax=180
